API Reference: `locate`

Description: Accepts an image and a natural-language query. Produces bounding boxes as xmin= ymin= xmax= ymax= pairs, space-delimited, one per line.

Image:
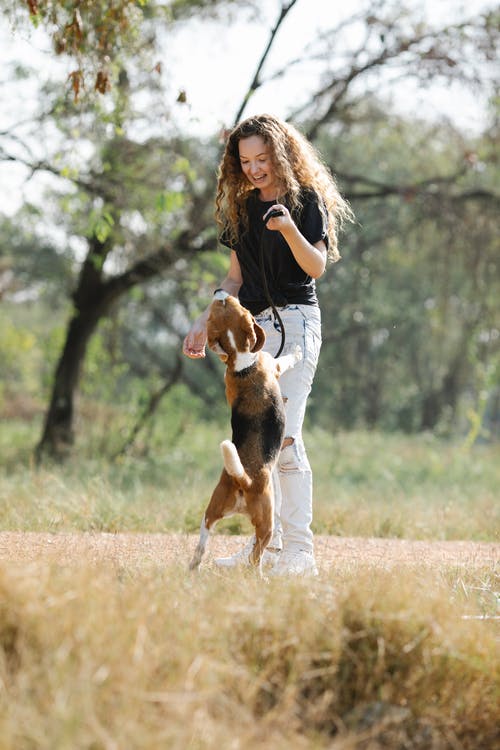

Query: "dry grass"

xmin=1 ymin=424 xmax=499 ymax=542
xmin=0 ymin=559 xmax=498 ymax=749
xmin=1 ymin=423 xmax=498 ymax=747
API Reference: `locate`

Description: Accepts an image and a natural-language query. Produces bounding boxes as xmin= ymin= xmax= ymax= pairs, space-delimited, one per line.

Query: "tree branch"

xmin=100 ymin=226 xmax=217 ymax=304
xmin=337 ymin=167 xmax=500 ymax=205
xmin=0 ymin=146 xmax=117 ymax=203
xmin=301 ymin=35 xmax=430 ymax=141
xmin=345 ymin=185 xmax=500 ymax=203
xmin=337 ymin=166 xmax=468 ymax=192
xmin=292 ymin=10 xmax=494 ymax=140
xmin=233 ymin=0 xmax=299 ymax=126
xmin=113 ymin=351 xmax=184 ymax=459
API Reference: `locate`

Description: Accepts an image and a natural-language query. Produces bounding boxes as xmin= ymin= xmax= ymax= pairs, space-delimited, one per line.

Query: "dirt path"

xmin=0 ymin=532 xmax=497 ymax=571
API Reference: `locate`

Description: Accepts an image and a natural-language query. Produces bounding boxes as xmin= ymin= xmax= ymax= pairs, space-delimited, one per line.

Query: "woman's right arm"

xmin=182 ymin=251 xmax=243 ymax=358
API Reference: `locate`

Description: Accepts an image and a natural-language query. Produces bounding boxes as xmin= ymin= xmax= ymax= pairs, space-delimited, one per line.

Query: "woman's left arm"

xmin=264 ymin=205 xmax=327 ymax=279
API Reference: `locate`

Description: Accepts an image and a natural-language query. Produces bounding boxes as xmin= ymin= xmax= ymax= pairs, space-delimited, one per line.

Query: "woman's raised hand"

xmin=182 ymin=318 xmax=207 ymax=358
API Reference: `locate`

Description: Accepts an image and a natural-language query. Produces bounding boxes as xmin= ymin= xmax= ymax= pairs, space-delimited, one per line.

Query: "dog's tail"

xmin=220 ymin=440 xmax=252 ymax=491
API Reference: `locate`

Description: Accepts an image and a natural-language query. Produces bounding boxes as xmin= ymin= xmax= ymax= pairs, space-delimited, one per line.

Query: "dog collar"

xmin=233 ymin=361 xmax=258 ymax=378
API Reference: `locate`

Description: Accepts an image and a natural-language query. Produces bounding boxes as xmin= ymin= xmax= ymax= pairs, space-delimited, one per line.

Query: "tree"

xmin=1 ymin=0 xmax=498 ymax=459
xmin=7 ymin=0 xmax=251 ymax=99
xmin=312 ymin=107 xmax=499 ymax=434
xmin=32 ymin=129 xmax=221 ymax=460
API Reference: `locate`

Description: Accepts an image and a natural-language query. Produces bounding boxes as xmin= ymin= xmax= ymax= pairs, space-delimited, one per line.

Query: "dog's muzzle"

xmin=213 ymin=289 xmax=229 ymax=302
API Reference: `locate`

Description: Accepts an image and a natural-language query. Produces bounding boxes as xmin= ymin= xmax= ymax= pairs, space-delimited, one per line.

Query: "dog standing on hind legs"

xmin=189 ymin=290 xmax=302 ymax=574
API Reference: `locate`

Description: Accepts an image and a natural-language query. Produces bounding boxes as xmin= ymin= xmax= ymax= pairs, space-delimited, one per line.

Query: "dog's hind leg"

xmin=189 ymin=471 xmax=238 ymax=570
xmin=247 ymin=487 xmax=273 ymax=572
xmin=189 ymin=516 xmax=210 ymax=570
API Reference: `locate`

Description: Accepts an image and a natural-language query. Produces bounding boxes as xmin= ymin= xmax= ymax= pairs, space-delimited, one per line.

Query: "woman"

xmin=183 ymin=114 xmax=352 ymax=576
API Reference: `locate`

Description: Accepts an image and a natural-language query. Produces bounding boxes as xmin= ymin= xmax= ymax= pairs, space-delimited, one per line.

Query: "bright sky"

xmin=167 ymin=0 xmax=493 ymax=135
xmin=0 ymin=0 xmax=494 ymax=215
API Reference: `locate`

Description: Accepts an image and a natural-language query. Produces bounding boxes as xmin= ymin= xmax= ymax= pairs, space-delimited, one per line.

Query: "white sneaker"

xmin=268 ymin=549 xmax=318 ymax=577
xmin=214 ymin=538 xmax=281 ymax=569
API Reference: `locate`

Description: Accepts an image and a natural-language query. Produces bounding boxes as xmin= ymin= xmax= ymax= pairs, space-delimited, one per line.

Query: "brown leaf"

xmin=95 ymin=71 xmax=110 ymax=95
xmin=68 ymin=69 xmax=82 ymax=102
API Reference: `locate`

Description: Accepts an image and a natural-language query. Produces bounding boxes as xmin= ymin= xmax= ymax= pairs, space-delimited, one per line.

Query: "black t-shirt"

xmin=220 ymin=188 xmax=328 ymax=315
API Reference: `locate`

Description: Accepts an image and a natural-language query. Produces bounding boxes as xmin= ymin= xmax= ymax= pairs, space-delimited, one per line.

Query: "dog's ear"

xmin=207 ymin=322 xmax=228 ymax=362
xmin=251 ymin=321 xmax=266 ymax=352
xmin=209 ymin=339 xmax=228 ymax=362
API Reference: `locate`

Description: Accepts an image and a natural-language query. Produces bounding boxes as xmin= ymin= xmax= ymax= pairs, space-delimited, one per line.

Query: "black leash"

xmin=260 ymin=208 xmax=286 ymax=358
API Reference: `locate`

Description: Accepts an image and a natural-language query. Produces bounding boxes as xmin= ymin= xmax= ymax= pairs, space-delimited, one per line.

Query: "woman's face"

xmin=238 ymin=135 xmax=279 ymax=200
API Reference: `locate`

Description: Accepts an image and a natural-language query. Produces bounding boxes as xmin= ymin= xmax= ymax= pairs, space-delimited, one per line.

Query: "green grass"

xmin=310 ymin=429 xmax=500 ymax=541
xmin=0 ymin=420 xmax=498 ymax=541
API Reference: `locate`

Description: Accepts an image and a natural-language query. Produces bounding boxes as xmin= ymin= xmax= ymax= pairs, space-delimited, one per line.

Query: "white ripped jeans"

xmin=254 ymin=304 xmax=322 ymax=555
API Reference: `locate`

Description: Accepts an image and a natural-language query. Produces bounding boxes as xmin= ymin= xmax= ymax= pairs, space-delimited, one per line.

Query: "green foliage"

xmin=0 ymin=311 xmax=36 ymax=374
xmin=0 ymin=312 xmax=37 ymax=413
xmin=313 ymin=112 xmax=500 ymax=436
xmin=0 ymin=215 xmax=73 ymax=302
xmin=155 ymin=189 xmax=185 ymax=214
xmin=86 ymin=207 xmax=115 ymax=243
xmin=2 ymin=1 xmax=499 ymax=455
xmin=2 ymin=109 xmax=498 ymax=449
xmin=0 ymin=301 xmax=67 ymax=416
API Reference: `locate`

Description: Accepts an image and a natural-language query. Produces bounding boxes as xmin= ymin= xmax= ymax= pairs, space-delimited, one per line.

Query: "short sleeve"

xmin=298 ymin=190 xmax=329 ymax=249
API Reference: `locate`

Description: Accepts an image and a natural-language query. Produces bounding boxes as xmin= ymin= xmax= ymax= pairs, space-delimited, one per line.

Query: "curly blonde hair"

xmin=215 ymin=114 xmax=353 ymax=262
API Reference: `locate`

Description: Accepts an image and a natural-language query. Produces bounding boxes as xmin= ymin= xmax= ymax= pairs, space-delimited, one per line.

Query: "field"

xmin=1 ymin=422 xmax=498 ymax=541
xmin=0 ymin=422 xmax=498 ymax=748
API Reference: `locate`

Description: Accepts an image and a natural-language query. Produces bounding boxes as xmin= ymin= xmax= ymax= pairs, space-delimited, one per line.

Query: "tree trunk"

xmin=35 ymin=230 xmax=114 ymax=462
xmin=419 ymin=355 xmax=464 ymax=431
xmin=35 ymin=298 xmax=106 ymax=462
xmin=34 ymin=236 xmax=184 ymax=463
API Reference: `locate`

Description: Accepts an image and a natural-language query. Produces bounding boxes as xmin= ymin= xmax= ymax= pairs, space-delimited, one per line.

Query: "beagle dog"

xmin=189 ymin=291 xmax=302 ymax=572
